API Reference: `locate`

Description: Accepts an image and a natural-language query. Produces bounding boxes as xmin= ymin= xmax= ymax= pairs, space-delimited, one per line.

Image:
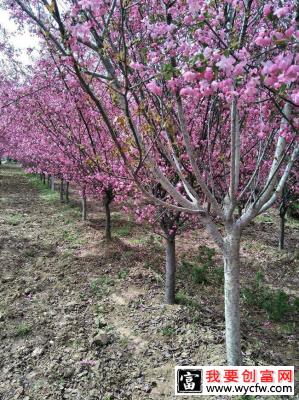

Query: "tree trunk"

xmin=51 ymin=176 xmax=55 ymax=191
xmin=47 ymin=175 xmax=51 ymax=188
xmin=279 ymin=188 xmax=288 ymax=251
xmin=60 ymin=179 xmax=64 ymax=202
xmin=65 ymin=182 xmax=69 ymax=203
xmin=165 ymin=235 xmax=176 ymax=305
xmin=104 ymin=201 xmax=112 ymax=241
xmin=223 ymin=231 xmax=242 ymax=365
xmin=103 ymin=188 xmax=114 ymax=242
xmin=279 ymin=213 xmax=286 ymax=250
xmin=42 ymin=173 xmax=46 ymax=185
xmin=207 ymin=202 xmax=211 ymax=213
xmin=81 ymin=193 xmax=87 ymax=221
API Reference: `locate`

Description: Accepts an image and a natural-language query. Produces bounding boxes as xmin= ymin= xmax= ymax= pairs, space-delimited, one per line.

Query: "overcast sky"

xmin=0 ymin=8 xmax=40 ymax=65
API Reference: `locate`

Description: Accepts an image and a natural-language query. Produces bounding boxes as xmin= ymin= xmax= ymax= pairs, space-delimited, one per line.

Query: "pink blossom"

xmin=257 ymin=131 xmax=266 ymax=139
xmin=291 ymin=91 xmax=299 ymax=105
xmin=146 ymin=81 xmax=162 ymax=96
xmin=130 ymin=62 xmax=144 ymax=71
xmin=274 ymin=7 xmax=288 ymax=18
xmin=216 ymin=55 xmax=236 ymax=75
xmin=188 ymin=0 xmax=201 ymax=13
xmin=180 ymin=87 xmax=194 ymax=96
xmin=183 ymin=71 xmax=198 ymax=82
xmin=183 ymin=15 xmax=193 ymax=24
xmin=255 ymin=36 xmax=271 ymax=47
xmin=285 ymin=27 xmax=295 ymax=38
xmin=167 ymin=78 xmax=179 ymax=92
xmin=233 ymin=62 xmax=246 ymax=76
xmin=263 ymin=4 xmax=272 ymax=17
xmin=204 ymin=67 xmax=214 ymax=81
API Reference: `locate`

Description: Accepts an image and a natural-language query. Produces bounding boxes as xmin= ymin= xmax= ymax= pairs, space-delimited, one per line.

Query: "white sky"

xmin=0 ymin=8 xmax=40 ymax=65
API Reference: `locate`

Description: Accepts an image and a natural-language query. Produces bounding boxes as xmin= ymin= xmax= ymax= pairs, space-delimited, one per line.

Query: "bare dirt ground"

xmin=0 ymin=165 xmax=298 ymax=400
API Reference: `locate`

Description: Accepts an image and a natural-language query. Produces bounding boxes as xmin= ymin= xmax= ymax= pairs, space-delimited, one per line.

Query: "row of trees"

xmin=0 ymin=0 xmax=298 ymax=365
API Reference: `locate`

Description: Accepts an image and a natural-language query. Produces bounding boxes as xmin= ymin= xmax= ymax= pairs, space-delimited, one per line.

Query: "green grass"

xmin=4 ymin=213 xmax=22 ymax=226
xmin=122 ymin=250 xmax=134 ymax=259
xmin=114 ymin=224 xmax=131 ymax=237
xmin=278 ymin=321 xmax=297 ymax=335
xmin=242 ymin=272 xmax=299 ymax=322
xmin=128 ymin=235 xmax=149 ymax=245
xmin=286 ymin=215 xmax=299 ymax=229
xmin=175 ymin=290 xmax=199 ymax=308
xmin=61 ymin=229 xmax=85 ymax=246
xmin=161 ymin=325 xmax=176 ymax=337
xmin=23 ymin=248 xmax=37 ymax=258
xmin=16 ymin=323 xmax=32 ymax=337
xmin=179 ymin=245 xmax=223 ymax=286
xmin=255 ymin=214 xmax=273 ymax=224
xmin=182 ymin=260 xmax=208 ymax=284
xmin=117 ymin=270 xmax=128 ymax=279
xmin=111 ymin=212 xmax=123 ymax=221
xmin=27 ymin=175 xmax=59 ymax=201
xmin=90 ymin=276 xmax=114 ymax=296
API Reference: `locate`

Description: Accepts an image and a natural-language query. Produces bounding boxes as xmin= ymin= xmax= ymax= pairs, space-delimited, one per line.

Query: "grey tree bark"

xmin=223 ymin=229 xmax=242 ymax=365
xmin=165 ymin=234 xmax=176 ymax=305
xmin=51 ymin=176 xmax=55 ymax=191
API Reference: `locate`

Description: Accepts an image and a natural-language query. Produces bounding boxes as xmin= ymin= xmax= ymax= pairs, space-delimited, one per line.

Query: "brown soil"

xmin=0 ymin=165 xmax=298 ymax=400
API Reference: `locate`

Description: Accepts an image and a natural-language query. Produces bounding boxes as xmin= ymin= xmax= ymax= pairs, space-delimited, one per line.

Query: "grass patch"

xmin=160 ymin=325 xmax=176 ymax=337
xmin=122 ymin=250 xmax=134 ymax=259
xmin=179 ymin=245 xmax=223 ymax=286
xmin=5 ymin=213 xmax=22 ymax=226
xmin=242 ymin=272 xmax=299 ymax=322
xmin=175 ymin=290 xmax=199 ymax=308
xmin=181 ymin=260 xmax=208 ymax=284
xmin=16 ymin=323 xmax=32 ymax=337
xmin=255 ymin=214 xmax=273 ymax=224
xmin=277 ymin=321 xmax=297 ymax=335
xmin=90 ymin=276 xmax=114 ymax=296
xmin=111 ymin=212 xmax=123 ymax=221
xmin=62 ymin=205 xmax=81 ymax=218
xmin=128 ymin=235 xmax=149 ymax=245
xmin=60 ymin=229 xmax=86 ymax=248
xmin=62 ymin=229 xmax=78 ymax=242
xmin=114 ymin=224 xmax=131 ymax=237
xmin=117 ymin=270 xmax=128 ymax=279
xmin=23 ymin=248 xmax=37 ymax=258
xmin=27 ymin=175 xmax=59 ymax=202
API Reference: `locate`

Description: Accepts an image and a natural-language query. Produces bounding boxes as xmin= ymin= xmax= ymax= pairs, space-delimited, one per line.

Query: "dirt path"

xmin=0 ymin=166 xmax=298 ymax=400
